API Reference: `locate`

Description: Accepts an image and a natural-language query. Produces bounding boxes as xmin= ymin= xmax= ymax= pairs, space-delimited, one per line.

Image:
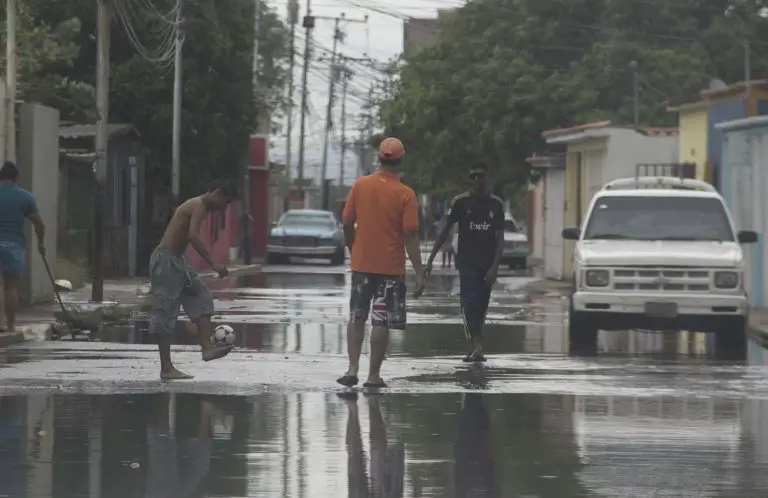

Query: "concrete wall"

xmin=719 ymin=121 xmax=768 ymax=307
xmin=17 ymin=103 xmax=59 ymax=305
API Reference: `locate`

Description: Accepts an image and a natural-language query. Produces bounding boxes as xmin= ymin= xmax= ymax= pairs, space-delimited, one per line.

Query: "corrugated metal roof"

xmin=59 ymin=123 xmax=136 ymax=139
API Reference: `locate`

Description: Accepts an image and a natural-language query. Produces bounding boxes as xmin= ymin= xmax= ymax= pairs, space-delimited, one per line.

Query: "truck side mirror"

xmin=562 ymin=227 xmax=580 ymax=240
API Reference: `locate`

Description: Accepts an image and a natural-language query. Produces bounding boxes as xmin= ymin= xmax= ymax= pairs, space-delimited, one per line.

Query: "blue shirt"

xmin=0 ymin=183 xmax=38 ymax=247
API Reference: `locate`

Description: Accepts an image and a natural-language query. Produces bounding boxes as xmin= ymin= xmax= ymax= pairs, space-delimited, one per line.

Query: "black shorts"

xmin=349 ymin=271 xmax=407 ymax=329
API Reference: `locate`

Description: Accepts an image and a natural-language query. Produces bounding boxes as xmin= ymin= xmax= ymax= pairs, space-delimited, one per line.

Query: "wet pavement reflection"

xmin=5 ymin=266 xmax=768 ymax=495
xmin=2 ymin=388 xmax=768 ymax=497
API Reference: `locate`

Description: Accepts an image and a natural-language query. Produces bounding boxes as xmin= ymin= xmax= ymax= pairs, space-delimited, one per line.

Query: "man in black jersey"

xmin=426 ymin=162 xmax=504 ymax=362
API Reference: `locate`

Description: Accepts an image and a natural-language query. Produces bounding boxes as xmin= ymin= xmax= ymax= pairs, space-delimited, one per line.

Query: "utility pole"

xmin=171 ymin=0 xmax=183 ymax=202
xmin=338 ymin=65 xmax=350 ymax=189
xmin=630 ymin=60 xmax=639 ymax=125
xmin=285 ymin=0 xmax=299 ymax=180
xmin=5 ymin=0 xmax=16 ymax=162
xmin=297 ymin=2 xmax=314 ymax=206
xmin=92 ymin=0 xmax=111 ymax=302
xmin=242 ymin=0 xmax=263 ymax=265
xmin=318 ymin=14 xmax=367 ymax=209
xmin=319 ymin=17 xmax=342 ymax=211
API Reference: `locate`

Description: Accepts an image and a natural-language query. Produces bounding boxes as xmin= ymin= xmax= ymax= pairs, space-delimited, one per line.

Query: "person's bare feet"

xmin=202 ymin=345 xmax=233 ymax=362
xmin=160 ymin=367 xmax=194 ymax=380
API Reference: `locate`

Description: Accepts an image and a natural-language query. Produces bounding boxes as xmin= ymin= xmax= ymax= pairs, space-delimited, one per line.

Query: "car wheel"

xmin=568 ymin=297 xmax=598 ymax=354
xmin=266 ymin=253 xmax=284 ymax=265
xmin=713 ymin=315 xmax=747 ymax=359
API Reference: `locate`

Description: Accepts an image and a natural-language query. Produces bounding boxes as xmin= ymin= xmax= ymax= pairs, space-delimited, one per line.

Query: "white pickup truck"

xmin=562 ymin=176 xmax=757 ymax=354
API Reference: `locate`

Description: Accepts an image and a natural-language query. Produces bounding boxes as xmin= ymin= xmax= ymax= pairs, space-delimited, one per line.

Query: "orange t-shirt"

xmin=342 ymin=170 xmax=419 ymax=276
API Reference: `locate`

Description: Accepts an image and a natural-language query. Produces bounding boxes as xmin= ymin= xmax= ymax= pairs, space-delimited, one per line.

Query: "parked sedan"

xmin=267 ymin=209 xmax=346 ymax=265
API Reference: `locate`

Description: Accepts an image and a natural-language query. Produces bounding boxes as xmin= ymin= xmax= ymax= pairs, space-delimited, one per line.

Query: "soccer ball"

xmin=212 ymin=324 xmax=236 ymax=346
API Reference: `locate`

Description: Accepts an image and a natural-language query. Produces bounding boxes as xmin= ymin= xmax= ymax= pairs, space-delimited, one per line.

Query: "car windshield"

xmin=583 ymin=196 xmax=734 ymax=241
xmin=281 ymin=213 xmax=336 ymax=230
xmin=504 ymin=219 xmax=519 ymax=232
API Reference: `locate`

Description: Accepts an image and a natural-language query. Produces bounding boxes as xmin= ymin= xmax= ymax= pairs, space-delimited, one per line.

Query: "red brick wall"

xmin=185 ymin=203 xmax=236 ymax=270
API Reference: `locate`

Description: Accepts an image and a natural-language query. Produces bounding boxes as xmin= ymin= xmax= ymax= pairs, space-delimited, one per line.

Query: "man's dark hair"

xmin=209 ymin=176 xmax=239 ymax=198
xmin=0 ymin=161 xmax=19 ymax=181
xmin=380 ymin=157 xmax=401 ymax=167
xmin=470 ymin=162 xmax=488 ymax=172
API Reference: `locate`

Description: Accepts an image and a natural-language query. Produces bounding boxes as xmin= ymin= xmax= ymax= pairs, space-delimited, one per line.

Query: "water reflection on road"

xmin=2 ymin=388 xmax=768 ymax=497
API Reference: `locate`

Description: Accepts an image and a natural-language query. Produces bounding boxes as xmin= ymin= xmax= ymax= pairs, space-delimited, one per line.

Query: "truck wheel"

xmin=266 ymin=253 xmax=284 ymax=265
xmin=714 ymin=316 xmax=747 ymax=359
xmin=568 ymin=297 xmax=598 ymax=354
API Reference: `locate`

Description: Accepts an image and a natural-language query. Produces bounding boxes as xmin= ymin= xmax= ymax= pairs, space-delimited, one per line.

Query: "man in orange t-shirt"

xmin=337 ymin=137 xmax=426 ymax=389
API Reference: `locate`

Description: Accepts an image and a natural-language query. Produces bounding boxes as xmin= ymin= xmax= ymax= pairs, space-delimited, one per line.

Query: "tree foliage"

xmin=379 ymin=0 xmax=768 ymax=197
xmin=0 ymin=2 xmax=94 ymax=120
xmin=28 ymin=0 xmax=289 ymax=198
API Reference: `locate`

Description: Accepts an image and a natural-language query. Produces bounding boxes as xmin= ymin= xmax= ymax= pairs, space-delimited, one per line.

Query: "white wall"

xmin=532 ymin=181 xmax=544 ymax=260
xmin=602 ymin=129 xmax=678 ymax=183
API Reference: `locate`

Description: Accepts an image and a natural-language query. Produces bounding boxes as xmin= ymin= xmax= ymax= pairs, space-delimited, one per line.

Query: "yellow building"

xmin=667 ymin=79 xmax=768 ymax=183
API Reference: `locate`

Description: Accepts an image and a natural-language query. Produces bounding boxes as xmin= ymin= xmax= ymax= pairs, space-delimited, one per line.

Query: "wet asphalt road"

xmin=4 ymin=263 xmax=768 ymax=496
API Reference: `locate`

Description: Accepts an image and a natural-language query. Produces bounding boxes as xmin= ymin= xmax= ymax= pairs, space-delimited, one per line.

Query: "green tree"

xmin=0 ymin=2 xmax=94 ymax=121
xmin=29 ymin=0 xmax=289 ymax=197
xmin=379 ymin=0 xmax=768 ymax=199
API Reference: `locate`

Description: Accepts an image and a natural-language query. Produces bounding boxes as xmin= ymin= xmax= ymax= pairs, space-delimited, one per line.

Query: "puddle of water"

xmin=1 ymin=391 xmax=767 ymax=497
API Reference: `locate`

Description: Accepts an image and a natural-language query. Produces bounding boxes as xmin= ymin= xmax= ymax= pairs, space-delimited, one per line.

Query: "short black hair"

xmin=470 ymin=162 xmax=488 ymax=172
xmin=209 ymin=176 xmax=239 ymax=198
xmin=0 ymin=161 xmax=19 ymax=181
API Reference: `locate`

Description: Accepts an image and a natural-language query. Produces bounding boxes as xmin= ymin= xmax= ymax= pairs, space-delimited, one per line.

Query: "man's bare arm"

xmin=343 ymin=222 xmax=355 ymax=252
xmin=404 ymin=230 xmax=423 ymax=274
xmin=27 ymin=212 xmax=45 ymax=246
xmin=427 ymin=220 xmax=455 ymax=265
xmin=188 ymin=205 xmax=215 ymax=268
xmin=491 ymin=228 xmax=504 ymax=270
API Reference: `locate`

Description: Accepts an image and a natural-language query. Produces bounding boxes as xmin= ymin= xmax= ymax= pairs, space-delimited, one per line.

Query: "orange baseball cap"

xmin=378 ymin=137 xmax=405 ymax=160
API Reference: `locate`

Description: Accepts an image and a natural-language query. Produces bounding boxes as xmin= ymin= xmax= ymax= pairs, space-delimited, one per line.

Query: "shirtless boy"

xmin=149 ymin=178 xmax=237 ymax=380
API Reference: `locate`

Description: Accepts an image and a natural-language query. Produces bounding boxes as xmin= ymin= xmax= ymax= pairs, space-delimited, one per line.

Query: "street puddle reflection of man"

xmin=341 ymin=393 xmax=405 ymax=498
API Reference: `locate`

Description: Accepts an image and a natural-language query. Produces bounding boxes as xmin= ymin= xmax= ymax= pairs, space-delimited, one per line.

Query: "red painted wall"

xmin=186 ymin=203 xmax=236 ymax=270
xmin=249 ymin=135 xmax=269 ymax=259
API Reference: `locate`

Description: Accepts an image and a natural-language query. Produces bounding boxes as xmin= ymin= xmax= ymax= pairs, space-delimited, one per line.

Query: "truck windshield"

xmin=583 ymin=196 xmax=735 ymax=241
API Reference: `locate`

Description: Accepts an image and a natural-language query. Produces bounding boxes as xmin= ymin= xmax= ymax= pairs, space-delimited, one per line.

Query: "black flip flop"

xmin=336 ymin=375 xmax=359 ymax=387
xmin=463 ymin=353 xmax=487 ymax=363
xmin=362 ymin=381 xmax=387 ymax=389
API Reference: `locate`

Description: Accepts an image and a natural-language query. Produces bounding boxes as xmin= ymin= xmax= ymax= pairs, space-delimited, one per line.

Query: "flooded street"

xmin=4 ymin=266 xmax=768 ymax=496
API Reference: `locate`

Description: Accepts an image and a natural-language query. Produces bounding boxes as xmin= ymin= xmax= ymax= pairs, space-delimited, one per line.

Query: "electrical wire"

xmin=112 ymin=0 xmax=181 ymax=67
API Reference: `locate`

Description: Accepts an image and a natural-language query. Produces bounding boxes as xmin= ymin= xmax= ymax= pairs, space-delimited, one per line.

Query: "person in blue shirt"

xmin=0 ymin=162 xmax=45 ymax=332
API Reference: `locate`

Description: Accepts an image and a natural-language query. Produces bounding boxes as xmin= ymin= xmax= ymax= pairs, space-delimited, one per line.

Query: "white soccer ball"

xmin=212 ymin=324 xmax=236 ymax=346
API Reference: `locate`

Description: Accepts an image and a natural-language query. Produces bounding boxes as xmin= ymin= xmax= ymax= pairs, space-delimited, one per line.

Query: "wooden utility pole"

xmin=296 ymin=1 xmax=314 ymax=206
xmin=338 ymin=64 xmax=350 ymax=189
xmin=5 ymin=0 xmax=16 ymax=162
xmin=171 ymin=0 xmax=183 ymax=202
xmin=92 ymin=0 xmax=111 ymax=302
xmin=284 ymin=0 xmax=299 ymax=179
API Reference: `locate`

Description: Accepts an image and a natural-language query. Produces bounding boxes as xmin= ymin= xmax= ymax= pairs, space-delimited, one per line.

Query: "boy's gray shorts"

xmin=148 ymin=247 xmax=214 ymax=336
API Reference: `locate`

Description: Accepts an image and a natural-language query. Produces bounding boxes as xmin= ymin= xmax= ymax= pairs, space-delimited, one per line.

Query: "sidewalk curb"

xmin=517 ymin=277 xmax=573 ymax=297
xmin=748 ymin=320 xmax=768 ymax=347
xmin=2 ymin=264 xmax=264 ymax=348
xmin=0 ymin=331 xmax=25 ymax=347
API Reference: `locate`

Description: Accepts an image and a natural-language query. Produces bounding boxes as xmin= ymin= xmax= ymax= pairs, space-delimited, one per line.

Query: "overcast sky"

xmin=264 ymin=0 xmax=463 ymax=185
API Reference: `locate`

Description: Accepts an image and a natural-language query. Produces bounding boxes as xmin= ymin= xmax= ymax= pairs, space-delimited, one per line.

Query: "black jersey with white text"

xmin=447 ymin=192 xmax=504 ymax=273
